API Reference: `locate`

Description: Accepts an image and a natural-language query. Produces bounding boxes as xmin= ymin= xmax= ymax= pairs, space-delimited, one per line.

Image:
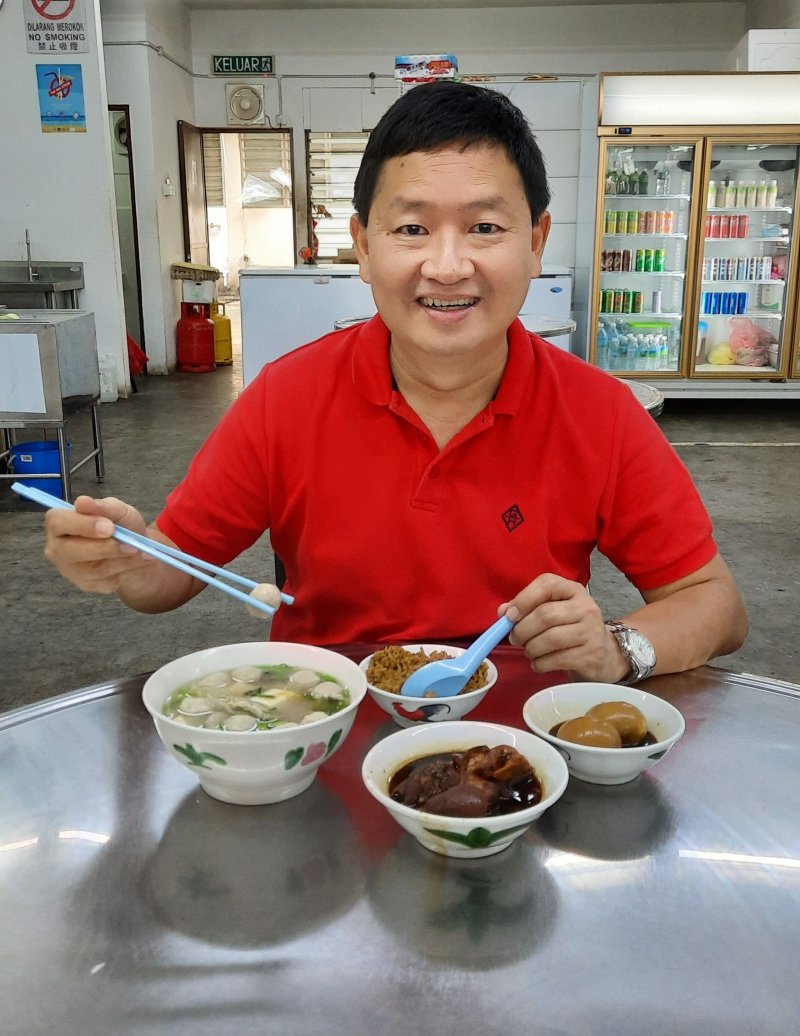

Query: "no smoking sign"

xmin=25 ymin=0 xmax=88 ymax=54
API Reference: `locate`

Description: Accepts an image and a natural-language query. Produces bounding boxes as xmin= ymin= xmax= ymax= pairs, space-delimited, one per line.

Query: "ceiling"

xmin=183 ymin=0 xmax=738 ymax=8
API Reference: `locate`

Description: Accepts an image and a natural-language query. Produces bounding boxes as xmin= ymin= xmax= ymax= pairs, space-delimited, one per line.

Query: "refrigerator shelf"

xmin=601 ymin=271 xmax=685 ymax=278
xmin=693 ymin=363 xmax=779 ymax=374
xmin=701 ymin=310 xmax=783 ymax=319
xmin=701 ymin=279 xmax=786 ymax=286
xmin=603 ymin=233 xmax=688 ymax=240
xmin=604 ymin=194 xmax=690 ymax=201
xmin=707 ymin=206 xmax=792 ymax=214
xmin=704 ymin=236 xmax=790 ymax=243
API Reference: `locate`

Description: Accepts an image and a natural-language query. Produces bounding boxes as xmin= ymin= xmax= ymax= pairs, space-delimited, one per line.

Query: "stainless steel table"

xmin=2 ymin=647 xmax=799 ymax=1035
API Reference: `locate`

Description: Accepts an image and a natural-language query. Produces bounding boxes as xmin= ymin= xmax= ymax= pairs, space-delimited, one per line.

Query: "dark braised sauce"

xmin=549 ymin=723 xmax=657 ymax=747
xmin=389 ymin=749 xmax=542 ymax=817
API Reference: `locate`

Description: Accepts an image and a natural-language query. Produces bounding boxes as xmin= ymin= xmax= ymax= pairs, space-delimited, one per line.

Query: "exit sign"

xmin=212 ymin=55 xmax=275 ymax=76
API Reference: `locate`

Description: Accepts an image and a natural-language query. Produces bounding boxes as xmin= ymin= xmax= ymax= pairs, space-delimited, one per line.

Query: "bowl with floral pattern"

xmin=143 ymin=641 xmax=367 ymax=805
xmin=359 ymin=644 xmax=498 ymax=727
xmin=361 ymin=720 xmax=569 ymax=859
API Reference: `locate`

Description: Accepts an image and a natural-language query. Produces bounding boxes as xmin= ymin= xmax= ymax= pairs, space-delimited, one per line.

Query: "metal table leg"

xmin=91 ymin=402 xmax=105 ymax=482
xmin=57 ymin=427 xmax=72 ymax=502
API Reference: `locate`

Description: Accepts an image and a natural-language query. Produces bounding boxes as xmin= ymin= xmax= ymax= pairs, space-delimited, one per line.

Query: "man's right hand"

xmin=44 ymin=495 xmax=157 ymax=596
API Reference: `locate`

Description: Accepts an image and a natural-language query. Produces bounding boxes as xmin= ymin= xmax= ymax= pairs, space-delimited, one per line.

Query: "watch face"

xmin=625 ymin=629 xmax=657 ymax=670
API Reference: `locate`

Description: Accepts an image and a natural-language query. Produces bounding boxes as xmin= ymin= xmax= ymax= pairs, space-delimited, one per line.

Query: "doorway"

xmin=108 ymin=106 xmax=145 ymax=352
xmin=178 ymin=124 xmax=296 ymax=302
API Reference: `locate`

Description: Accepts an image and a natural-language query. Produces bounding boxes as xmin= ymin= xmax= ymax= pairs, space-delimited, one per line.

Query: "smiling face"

xmin=351 ymin=144 xmax=550 ymax=367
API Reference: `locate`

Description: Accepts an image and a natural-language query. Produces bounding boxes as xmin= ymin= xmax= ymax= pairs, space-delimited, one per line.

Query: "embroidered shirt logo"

xmin=502 ymin=504 xmax=524 ymax=532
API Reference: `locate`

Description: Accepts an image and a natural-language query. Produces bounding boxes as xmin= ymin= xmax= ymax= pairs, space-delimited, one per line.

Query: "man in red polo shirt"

xmin=44 ymin=82 xmax=747 ymax=684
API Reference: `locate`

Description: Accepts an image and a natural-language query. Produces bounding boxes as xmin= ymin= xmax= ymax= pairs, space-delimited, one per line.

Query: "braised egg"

xmin=556 ymin=716 xmax=622 ymax=748
xmin=586 ymin=701 xmax=648 ymax=746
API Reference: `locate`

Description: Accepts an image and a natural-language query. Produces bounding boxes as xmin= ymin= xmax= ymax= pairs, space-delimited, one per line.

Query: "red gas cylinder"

xmin=176 ymin=303 xmax=216 ymax=373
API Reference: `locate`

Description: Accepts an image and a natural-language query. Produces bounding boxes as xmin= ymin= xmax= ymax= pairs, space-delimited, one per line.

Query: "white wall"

xmin=0 ymin=0 xmax=129 ymax=393
xmin=101 ymin=0 xmax=195 ymax=373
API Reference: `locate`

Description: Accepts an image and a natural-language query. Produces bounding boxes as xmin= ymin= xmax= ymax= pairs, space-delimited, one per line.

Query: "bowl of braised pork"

xmin=361 ymin=720 xmax=568 ymax=858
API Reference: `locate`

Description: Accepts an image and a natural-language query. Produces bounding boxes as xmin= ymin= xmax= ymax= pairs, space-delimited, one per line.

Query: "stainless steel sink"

xmin=0 ymin=262 xmax=84 ymax=306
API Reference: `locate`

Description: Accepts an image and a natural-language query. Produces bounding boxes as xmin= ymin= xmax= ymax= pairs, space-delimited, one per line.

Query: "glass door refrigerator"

xmin=693 ymin=140 xmax=800 ymax=379
xmin=592 ymin=138 xmax=703 ymax=377
xmin=589 ymin=133 xmax=800 ymax=389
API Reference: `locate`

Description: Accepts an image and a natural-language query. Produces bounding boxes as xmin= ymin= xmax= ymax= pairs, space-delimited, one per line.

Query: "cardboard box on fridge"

xmin=181 ymin=280 xmax=217 ymax=303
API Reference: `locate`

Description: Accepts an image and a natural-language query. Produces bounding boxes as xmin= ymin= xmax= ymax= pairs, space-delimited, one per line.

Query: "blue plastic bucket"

xmin=10 ymin=440 xmax=71 ymax=500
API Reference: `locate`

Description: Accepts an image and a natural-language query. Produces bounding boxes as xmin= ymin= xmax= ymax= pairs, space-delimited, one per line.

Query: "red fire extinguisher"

xmin=176 ymin=303 xmax=216 ymax=373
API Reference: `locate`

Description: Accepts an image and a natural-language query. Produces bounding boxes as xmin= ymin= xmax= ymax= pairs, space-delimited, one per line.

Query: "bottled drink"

xmin=736 ymin=181 xmax=748 ymax=207
xmin=596 ymin=323 xmax=608 ymax=367
xmin=756 ymin=180 xmax=768 ymax=206
xmin=767 ymin=179 xmax=778 ymax=207
xmin=745 ymin=181 xmax=758 ymax=207
xmin=724 ymin=180 xmax=736 ymax=207
xmin=715 ymin=182 xmax=727 ymax=207
xmin=707 ymin=180 xmax=717 ymax=208
xmin=639 ymin=170 xmax=649 ymax=196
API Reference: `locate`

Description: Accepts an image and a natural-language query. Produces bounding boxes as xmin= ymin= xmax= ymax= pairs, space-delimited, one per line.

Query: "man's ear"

xmin=350 ymin=214 xmax=371 ymax=284
xmin=529 ymin=211 xmax=552 ymax=278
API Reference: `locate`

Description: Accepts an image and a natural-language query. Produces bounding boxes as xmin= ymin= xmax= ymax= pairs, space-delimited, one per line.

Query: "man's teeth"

xmin=420 ymin=298 xmax=477 ymax=309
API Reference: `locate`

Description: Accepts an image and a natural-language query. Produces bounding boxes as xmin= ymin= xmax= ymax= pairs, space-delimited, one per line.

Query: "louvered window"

xmin=202 ymin=134 xmax=224 ymax=207
xmin=307 ymin=131 xmax=369 ymax=259
xmin=239 ymin=131 xmax=293 ymax=208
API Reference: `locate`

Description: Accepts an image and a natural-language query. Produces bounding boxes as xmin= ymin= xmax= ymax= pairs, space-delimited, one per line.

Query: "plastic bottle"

xmin=735 ymin=181 xmax=748 ymax=207
xmin=716 ymin=181 xmax=727 ymax=207
xmin=707 ymin=180 xmax=717 ymax=208
xmin=756 ymin=179 xmax=768 ymax=207
xmin=767 ymin=179 xmax=778 ymax=207
xmin=639 ymin=169 xmax=649 ymax=196
xmin=596 ymin=323 xmax=608 ymax=368
xmin=724 ymin=180 xmax=736 ymax=207
xmin=745 ymin=181 xmax=758 ymax=207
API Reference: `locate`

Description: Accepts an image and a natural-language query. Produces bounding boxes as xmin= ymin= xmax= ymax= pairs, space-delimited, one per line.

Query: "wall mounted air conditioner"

xmin=225 ymin=83 xmax=266 ymax=126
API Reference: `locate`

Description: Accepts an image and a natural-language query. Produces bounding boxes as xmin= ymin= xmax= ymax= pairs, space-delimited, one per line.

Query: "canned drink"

xmin=721 ymin=293 xmax=731 ymax=315
xmin=612 ymin=250 xmax=622 ymax=272
xmin=604 ymin=210 xmax=617 ymax=234
xmin=621 ymin=248 xmax=632 ymax=272
xmin=651 ymin=289 xmax=662 ymax=313
xmin=644 ymin=249 xmax=654 ymax=273
xmin=737 ymin=214 xmax=749 ymax=238
xmin=600 ymin=249 xmax=608 ymax=271
xmin=614 ymin=211 xmax=626 ymax=234
xmin=709 ymin=215 xmax=721 ymax=238
xmin=736 ymin=257 xmax=747 ymax=280
xmin=746 ymin=256 xmax=756 ymax=280
xmin=654 ymin=210 xmax=665 ymax=234
xmin=622 ymin=290 xmax=633 ymax=313
xmin=663 ymin=210 xmax=675 ymax=234
xmin=705 ymin=214 xmax=712 ymax=238
xmin=720 ymin=214 xmax=731 ymax=238
xmin=701 ymin=291 xmax=712 ymax=314
xmin=737 ymin=291 xmax=748 ymax=314
xmin=643 ymin=210 xmax=657 ymax=234
xmin=635 ymin=248 xmax=645 ymax=272
xmin=654 ymin=248 xmax=666 ymax=273
xmin=632 ymin=290 xmax=644 ymax=313
xmin=709 ymin=257 xmax=719 ymax=281
xmin=711 ymin=292 xmax=721 ymax=315
xmin=613 ymin=289 xmax=624 ymax=313
xmin=728 ymin=214 xmax=739 ymax=237
xmin=601 ymin=288 xmax=614 ymax=312
xmin=762 ymin=256 xmax=773 ymax=280
xmin=627 ymin=210 xmax=639 ymax=234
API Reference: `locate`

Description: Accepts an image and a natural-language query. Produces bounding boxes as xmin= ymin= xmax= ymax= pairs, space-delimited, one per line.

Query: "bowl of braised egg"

xmin=143 ymin=642 xmax=367 ymax=805
xmin=359 ymin=644 xmax=498 ymax=727
xmin=522 ymin=683 xmax=685 ymax=786
xmin=361 ymin=720 xmax=569 ymax=858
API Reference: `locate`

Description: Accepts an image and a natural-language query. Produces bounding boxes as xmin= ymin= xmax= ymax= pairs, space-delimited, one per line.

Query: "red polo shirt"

xmin=158 ymin=316 xmax=716 ymax=644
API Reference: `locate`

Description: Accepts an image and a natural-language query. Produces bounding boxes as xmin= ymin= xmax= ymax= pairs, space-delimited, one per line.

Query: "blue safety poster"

xmin=36 ymin=63 xmax=86 ymax=132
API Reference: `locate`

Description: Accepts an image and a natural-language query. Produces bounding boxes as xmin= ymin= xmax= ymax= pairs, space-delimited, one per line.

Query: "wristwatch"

xmin=605 ymin=621 xmax=657 ymax=684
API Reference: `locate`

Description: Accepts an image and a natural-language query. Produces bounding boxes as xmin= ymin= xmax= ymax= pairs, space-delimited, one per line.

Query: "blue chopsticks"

xmin=11 ymin=481 xmax=294 ymax=619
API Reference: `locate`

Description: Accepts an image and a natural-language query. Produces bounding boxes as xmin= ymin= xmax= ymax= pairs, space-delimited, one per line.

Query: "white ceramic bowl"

xmin=359 ymin=644 xmax=498 ymax=727
xmin=522 ymin=682 xmax=685 ymax=786
xmin=142 ymin=641 xmax=367 ymax=805
xmin=361 ymin=720 xmax=569 ymax=859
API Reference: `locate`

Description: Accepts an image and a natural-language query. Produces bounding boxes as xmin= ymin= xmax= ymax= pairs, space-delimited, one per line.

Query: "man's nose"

xmin=420 ymin=233 xmax=475 ymax=283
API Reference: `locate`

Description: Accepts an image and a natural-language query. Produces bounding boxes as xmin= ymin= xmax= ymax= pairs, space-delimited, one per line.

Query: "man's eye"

xmin=398 ymin=225 xmax=426 ymax=236
xmin=473 ymin=223 xmax=501 ymax=235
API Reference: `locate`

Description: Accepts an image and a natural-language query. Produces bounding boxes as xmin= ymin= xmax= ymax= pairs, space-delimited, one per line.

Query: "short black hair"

xmin=353 ymin=81 xmax=550 ymax=225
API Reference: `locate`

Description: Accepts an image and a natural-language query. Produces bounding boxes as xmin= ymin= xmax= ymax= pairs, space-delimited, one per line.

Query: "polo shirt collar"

xmin=351 ymin=315 xmax=535 ymax=416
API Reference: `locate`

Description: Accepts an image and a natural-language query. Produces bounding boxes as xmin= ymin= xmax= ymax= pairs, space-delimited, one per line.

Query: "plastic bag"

xmin=240 ymin=174 xmax=280 ymax=206
xmin=728 ymin=317 xmax=768 ymax=367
